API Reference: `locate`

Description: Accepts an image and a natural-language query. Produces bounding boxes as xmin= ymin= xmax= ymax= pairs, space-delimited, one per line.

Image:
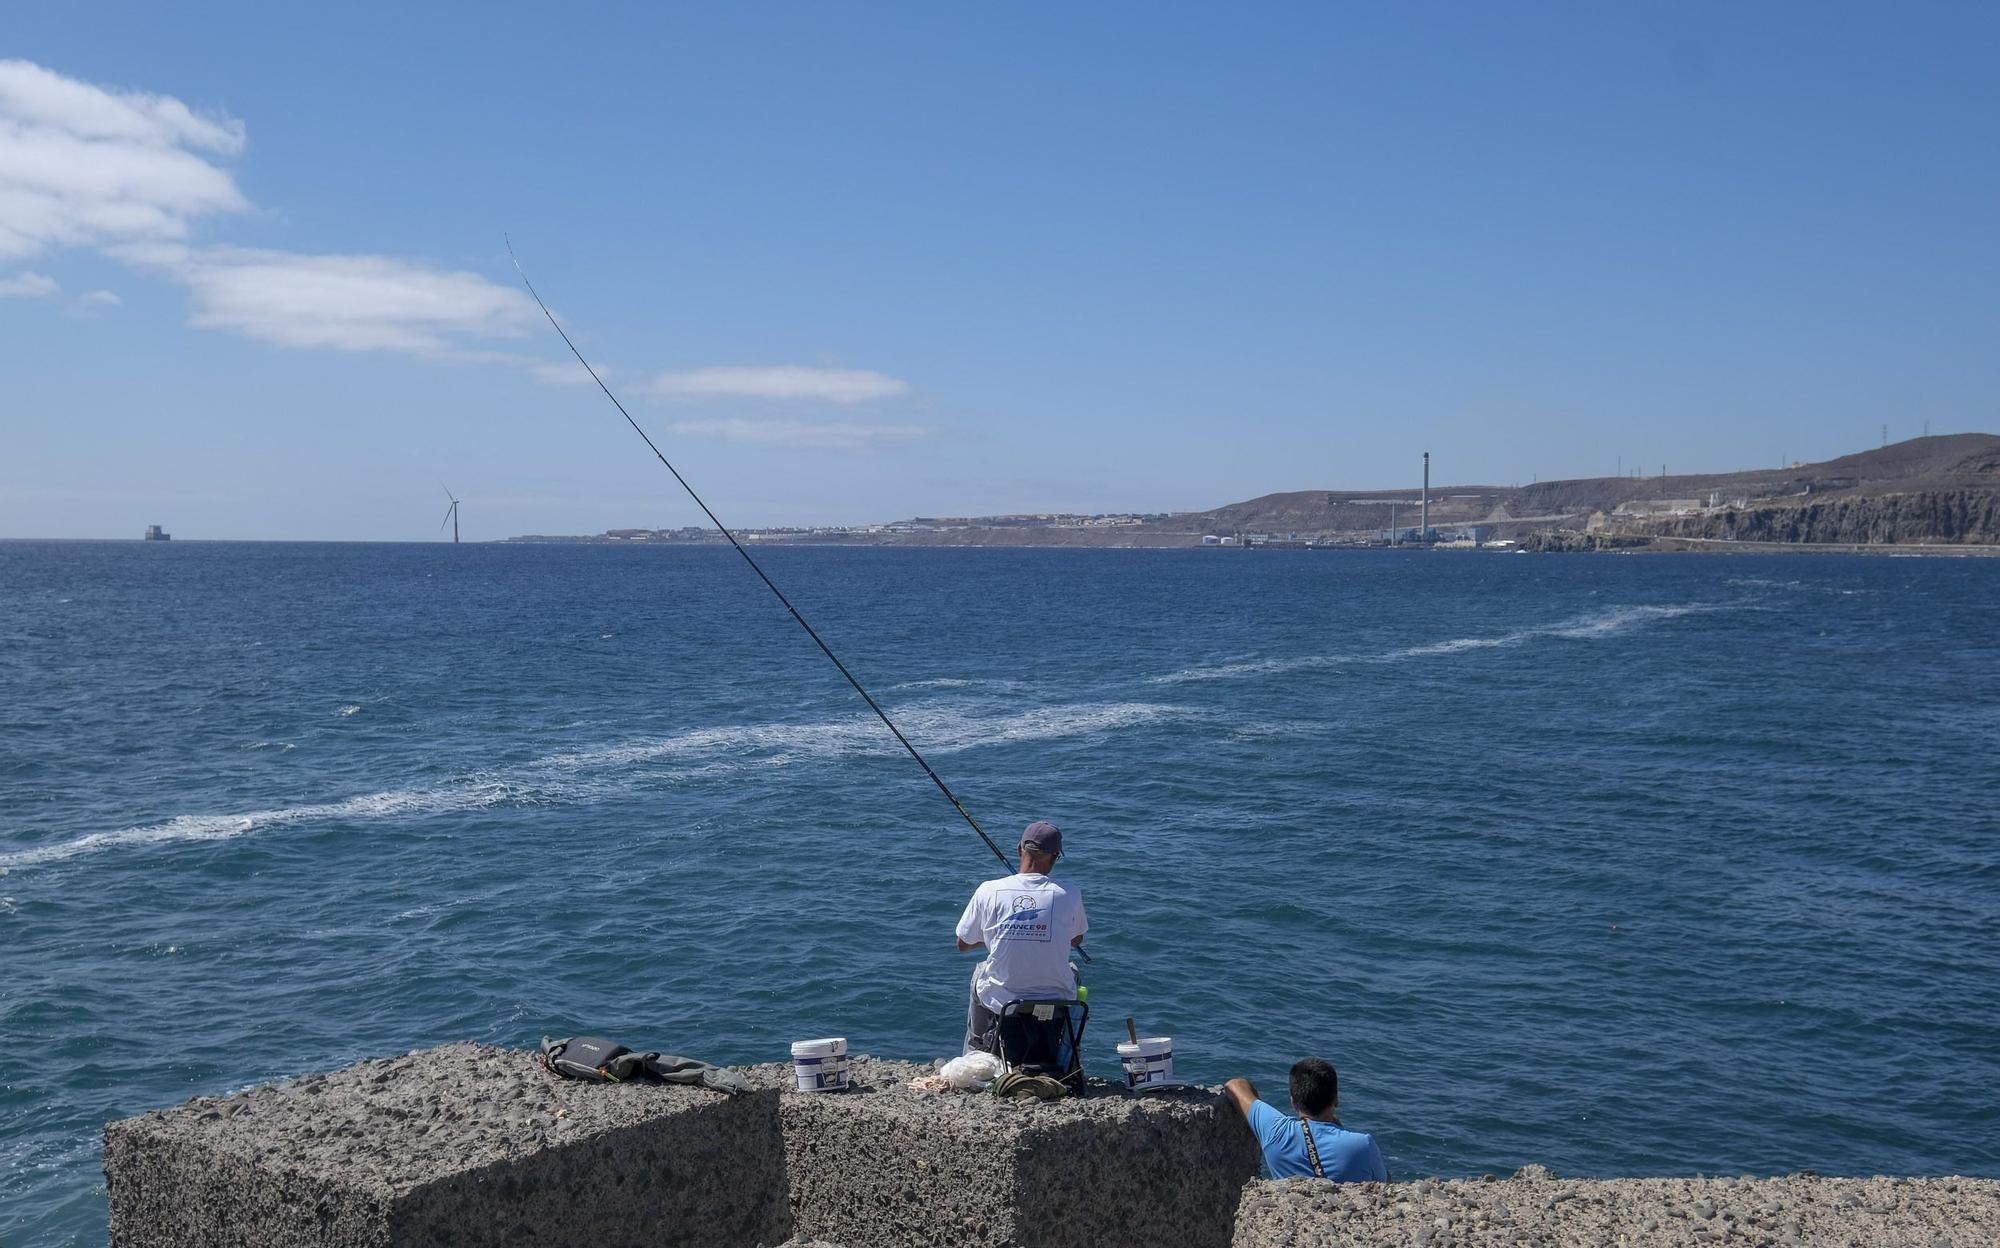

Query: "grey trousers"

xmin=964 ymin=984 xmax=1002 ymax=1056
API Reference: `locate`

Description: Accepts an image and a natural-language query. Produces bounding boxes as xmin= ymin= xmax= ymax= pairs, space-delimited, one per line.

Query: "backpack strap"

xmin=638 ymin=1052 xmax=753 ymax=1095
xmin=1299 ymin=1113 xmax=1328 ymax=1180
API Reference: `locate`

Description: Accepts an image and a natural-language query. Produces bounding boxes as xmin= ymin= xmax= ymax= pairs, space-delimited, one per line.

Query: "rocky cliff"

xmin=1654 ymin=489 xmax=2000 ymax=545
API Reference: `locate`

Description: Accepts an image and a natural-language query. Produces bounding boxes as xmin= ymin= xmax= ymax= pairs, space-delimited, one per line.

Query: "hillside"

xmin=513 ymin=434 xmax=2000 ymax=550
xmin=1168 ymin=434 xmax=2000 ymax=546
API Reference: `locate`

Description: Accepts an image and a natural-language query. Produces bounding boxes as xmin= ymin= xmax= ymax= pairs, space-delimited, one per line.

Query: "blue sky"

xmin=4 ymin=2 xmax=1997 ymax=539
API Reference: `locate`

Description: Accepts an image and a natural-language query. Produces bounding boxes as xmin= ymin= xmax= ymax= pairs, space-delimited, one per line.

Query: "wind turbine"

xmin=439 ymin=482 xmax=460 ymax=543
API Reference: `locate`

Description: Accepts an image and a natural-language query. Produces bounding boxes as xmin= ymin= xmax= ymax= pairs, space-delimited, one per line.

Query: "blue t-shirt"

xmin=1245 ymin=1100 xmax=1388 ymax=1182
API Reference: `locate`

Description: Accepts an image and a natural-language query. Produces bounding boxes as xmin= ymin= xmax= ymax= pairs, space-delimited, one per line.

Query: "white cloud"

xmin=525 ymin=358 xmax=605 ymax=387
xmin=642 ymin=365 xmax=911 ymax=404
xmin=0 ymin=61 xmax=914 ymax=405
xmin=0 ymin=269 xmax=57 ymax=297
xmin=0 ymin=62 xmax=531 ymax=361
xmin=78 ymin=288 xmax=120 ymax=306
xmin=123 ymin=244 xmax=541 ymax=357
xmin=664 ymin=417 xmax=927 ymax=449
xmin=0 ymin=59 xmax=247 ymax=261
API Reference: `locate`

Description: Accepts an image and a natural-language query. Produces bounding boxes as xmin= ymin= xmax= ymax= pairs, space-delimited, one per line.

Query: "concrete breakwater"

xmin=1234 ymin=1174 xmax=2000 ymax=1247
xmin=103 ymin=1042 xmax=791 ymax=1247
xmin=104 ymin=1044 xmax=2000 ymax=1247
xmin=104 ymin=1045 xmax=1256 ymax=1247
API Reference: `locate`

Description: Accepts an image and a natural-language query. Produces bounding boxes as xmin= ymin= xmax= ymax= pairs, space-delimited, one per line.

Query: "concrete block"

xmin=1229 ymin=1174 xmax=2000 ymax=1248
xmin=743 ymin=1057 xmax=1261 ymax=1248
xmin=104 ymin=1042 xmax=791 ymax=1248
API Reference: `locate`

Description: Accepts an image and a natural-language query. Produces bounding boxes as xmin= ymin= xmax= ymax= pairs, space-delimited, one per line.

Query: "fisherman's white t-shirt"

xmin=956 ymin=872 xmax=1087 ymax=1011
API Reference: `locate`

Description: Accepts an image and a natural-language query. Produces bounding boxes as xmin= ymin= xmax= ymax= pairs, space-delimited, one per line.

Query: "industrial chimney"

xmin=1422 ymin=451 xmax=1430 ymax=542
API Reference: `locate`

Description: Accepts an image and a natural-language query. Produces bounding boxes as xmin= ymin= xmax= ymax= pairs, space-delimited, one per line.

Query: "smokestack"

xmin=1422 ymin=451 xmax=1430 ymax=541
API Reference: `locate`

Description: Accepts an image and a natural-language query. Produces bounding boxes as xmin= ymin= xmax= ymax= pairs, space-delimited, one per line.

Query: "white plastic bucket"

xmin=790 ymin=1037 xmax=850 ymax=1092
xmin=1117 ymin=1036 xmax=1174 ymax=1088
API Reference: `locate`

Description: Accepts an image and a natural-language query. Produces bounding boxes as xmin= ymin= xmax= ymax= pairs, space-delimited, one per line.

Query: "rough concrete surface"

xmin=111 ymin=1045 xmax=2000 ymax=1248
xmin=740 ymin=1056 xmax=1261 ymax=1248
xmin=104 ymin=1041 xmax=791 ymax=1248
xmin=1231 ymin=1171 xmax=2000 ymax=1247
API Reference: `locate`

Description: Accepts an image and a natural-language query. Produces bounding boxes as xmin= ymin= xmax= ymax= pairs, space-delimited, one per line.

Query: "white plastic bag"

xmin=939 ymin=1052 xmax=1007 ymax=1089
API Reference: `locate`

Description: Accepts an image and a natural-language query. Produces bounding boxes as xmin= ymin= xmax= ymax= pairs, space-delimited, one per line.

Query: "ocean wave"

xmin=1153 ymin=654 xmax=1361 ymax=684
xmin=1156 ymin=603 xmax=1715 ymax=683
xmin=886 ymin=677 xmax=1027 ymax=693
xmin=1726 ymin=577 xmax=1803 ymax=590
xmin=1388 ymin=603 xmax=1711 ymax=657
xmin=335 ymin=705 xmax=362 ymax=717
xmin=0 ymin=785 xmax=513 ymax=873
xmin=539 ymin=700 xmax=1181 ymax=772
xmin=1728 ymin=575 xmax=1876 ymax=598
xmin=1386 ymin=635 xmax=1509 ymax=658
xmin=0 ymin=700 xmax=1186 ymax=874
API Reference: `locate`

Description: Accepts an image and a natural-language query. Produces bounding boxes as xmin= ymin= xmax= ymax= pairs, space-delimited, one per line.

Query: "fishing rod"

xmin=506 ymin=240 xmax=1043 ymax=890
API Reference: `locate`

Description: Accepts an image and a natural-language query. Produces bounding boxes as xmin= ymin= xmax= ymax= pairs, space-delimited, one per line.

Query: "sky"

xmin=4 ymin=2 xmax=1998 ymax=540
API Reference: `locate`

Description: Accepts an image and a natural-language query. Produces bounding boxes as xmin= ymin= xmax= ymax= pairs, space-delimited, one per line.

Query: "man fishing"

xmin=955 ymin=821 xmax=1088 ymax=1056
xmin=1223 ymin=1059 xmax=1390 ymax=1183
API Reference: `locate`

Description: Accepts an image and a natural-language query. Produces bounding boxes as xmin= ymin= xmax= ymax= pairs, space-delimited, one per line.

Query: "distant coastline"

xmin=504 ymin=530 xmax=2000 ymax=556
xmin=508 ymin=433 xmax=2000 ymax=555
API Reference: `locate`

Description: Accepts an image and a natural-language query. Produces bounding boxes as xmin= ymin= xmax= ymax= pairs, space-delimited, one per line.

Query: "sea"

xmin=2 ymin=541 xmax=1996 ymax=1244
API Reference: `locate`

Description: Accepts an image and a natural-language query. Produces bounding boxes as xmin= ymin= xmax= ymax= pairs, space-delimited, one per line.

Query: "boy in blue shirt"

xmin=1223 ymin=1058 xmax=1390 ymax=1183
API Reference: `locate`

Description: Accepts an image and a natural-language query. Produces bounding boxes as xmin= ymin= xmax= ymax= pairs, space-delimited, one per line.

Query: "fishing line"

xmin=505 ymin=240 xmax=1039 ymax=887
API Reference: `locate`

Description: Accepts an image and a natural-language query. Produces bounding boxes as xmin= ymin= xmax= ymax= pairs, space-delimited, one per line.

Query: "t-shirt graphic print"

xmin=998 ymin=891 xmax=1053 ymax=942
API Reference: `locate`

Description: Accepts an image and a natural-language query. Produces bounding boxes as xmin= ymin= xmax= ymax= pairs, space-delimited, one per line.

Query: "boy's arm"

xmin=1221 ymin=1078 xmax=1260 ymax=1119
xmin=1225 ymin=1082 xmax=1293 ymax=1153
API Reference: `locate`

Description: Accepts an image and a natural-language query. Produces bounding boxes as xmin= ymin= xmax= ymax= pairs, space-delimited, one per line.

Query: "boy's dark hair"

xmin=1289 ymin=1058 xmax=1339 ymax=1115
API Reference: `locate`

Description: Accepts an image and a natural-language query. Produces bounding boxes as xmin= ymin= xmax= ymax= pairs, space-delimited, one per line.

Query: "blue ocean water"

xmin=2 ymin=542 xmax=1996 ymax=1244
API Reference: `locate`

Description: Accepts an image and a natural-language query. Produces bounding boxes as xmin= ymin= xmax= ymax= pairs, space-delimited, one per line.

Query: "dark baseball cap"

xmin=1019 ymin=821 xmax=1063 ymax=857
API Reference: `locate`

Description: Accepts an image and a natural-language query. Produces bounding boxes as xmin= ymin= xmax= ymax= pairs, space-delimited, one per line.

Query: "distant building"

xmin=1613 ymin=499 xmax=1701 ymax=517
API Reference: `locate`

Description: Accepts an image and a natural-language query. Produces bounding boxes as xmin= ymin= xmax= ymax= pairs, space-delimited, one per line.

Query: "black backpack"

xmin=540 ymin=1036 xmax=633 ymax=1081
xmin=538 ymin=1035 xmax=752 ymax=1095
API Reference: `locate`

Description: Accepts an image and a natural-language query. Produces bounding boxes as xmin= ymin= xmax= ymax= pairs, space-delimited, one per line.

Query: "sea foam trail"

xmin=0 ymin=787 xmax=515 ymax=873
xmin=1154 ymin=602 xmax=1715 ymax=683
xmin=885 ymin=677 xmax=1027 ymax=693
xmin=543 ymin=699 xmax=1178 ymax=772
xmin=1387 ymin=603 xmax=1711 ymax=658
xmin=1150 ymin=653 xmax=1362 ymax=684
xmin=0 ymin=700 xmax=1184 ymax=874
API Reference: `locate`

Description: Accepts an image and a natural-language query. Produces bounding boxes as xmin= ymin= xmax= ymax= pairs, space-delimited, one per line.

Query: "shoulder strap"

xmin=1299 ymin=1113 xmax=1328 ymax=1180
